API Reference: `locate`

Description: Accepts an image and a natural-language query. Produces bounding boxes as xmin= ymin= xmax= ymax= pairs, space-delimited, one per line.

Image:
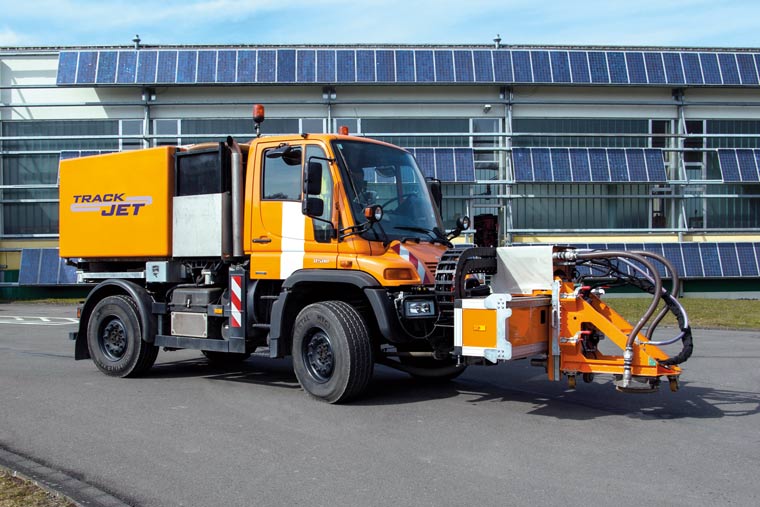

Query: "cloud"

xmin=0 ymin=27 xmax=26 ymax=46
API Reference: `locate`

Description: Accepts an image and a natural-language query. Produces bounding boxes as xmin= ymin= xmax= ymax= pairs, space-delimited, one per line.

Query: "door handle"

xmin=252 ymin=237 xmax=272 ymax=244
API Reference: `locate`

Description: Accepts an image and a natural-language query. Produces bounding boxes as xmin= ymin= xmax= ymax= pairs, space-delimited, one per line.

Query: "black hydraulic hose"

xmin=576 ymin=250 xmax=662 ymax=350
xmin=627 ymin=251 xmax=683 ymax=339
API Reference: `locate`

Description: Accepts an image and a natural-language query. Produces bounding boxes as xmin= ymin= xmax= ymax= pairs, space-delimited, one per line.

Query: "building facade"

xmin=1 ymin=43 xmax=759 ymax=294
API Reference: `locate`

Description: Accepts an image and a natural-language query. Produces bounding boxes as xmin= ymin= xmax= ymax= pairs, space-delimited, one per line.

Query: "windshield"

xmin=332 ymin=140 xmax=444 ymax=242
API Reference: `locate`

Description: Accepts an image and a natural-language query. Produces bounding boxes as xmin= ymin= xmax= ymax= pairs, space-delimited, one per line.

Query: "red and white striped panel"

xmin=392 ymin=244 xmax=431 ymax=283
xmin=230 ymin=275 xmax=242 ymax=328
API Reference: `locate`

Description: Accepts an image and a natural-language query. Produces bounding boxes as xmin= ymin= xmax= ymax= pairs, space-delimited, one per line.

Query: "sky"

xmin=1 ymin=0 xmax=759 ymax=48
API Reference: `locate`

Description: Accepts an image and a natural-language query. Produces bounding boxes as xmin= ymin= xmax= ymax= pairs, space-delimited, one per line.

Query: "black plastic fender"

xmin=73 ymin=279 xmax=156 ymax=360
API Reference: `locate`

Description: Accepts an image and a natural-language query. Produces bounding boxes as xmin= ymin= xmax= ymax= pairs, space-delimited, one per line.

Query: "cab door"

xmin=249 ymin=142 xmax=338 ymax=280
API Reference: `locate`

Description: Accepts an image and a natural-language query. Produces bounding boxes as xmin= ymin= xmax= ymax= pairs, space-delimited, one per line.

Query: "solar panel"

xmin=512 ymin=51 xmax=532 ymax=82
xmin=39 ymin=249 xmax=61 ymax=284
xmin=396 ymin=50 xmax=415 ymax=82
xmin=512 ymin=148 xmax=533 ymax=181
xmin=568 ymin=51 xmax=590 ymax=83
xmin=297 ymin=50 xmax=316 ymax=83
xmin=434 ymin=149 xmax=455 ymax=181
xmin=434 ymin=50 xmax=454 ymax=82
xmin=718 ymin=243 xmax=740 ymax=276
xmin=644 ymin=53 xmax=666 ymax=84
xmin=116 ymin=51 xmax=137 ymax=84
xmin=453 ymin=148 xmax=475 ymax=181
xmin=644 ymin=149 xmax=667 ymax=182
xmin=75 ymin=51 xmax=97 ymax=84
xmin=530 ymin=51 xmax=552 ymax=82
xmin=626 ymin=52 xmax=647 ymax=84
xmin=531 ymin=148 xmax=552 ymax=181
xmin=96 ymin=51 xmax=117 ymax=84
xmin=607 ymin=52 xmax=628 ymax=84
xmin=415 ymin=50 xmax=435 ymax=82
xmin=317 ymin=50 xmax=336 ymax=82
xmin=569 ymin=149 xmax=591 ymax=181
xmin=626 ymin=149 xmax=647 ymax=181
xmin=736 ymin=53 xmax=758 ymax=85
xmin=356 ymin=50 xmax=375 ymax=82
xmin=754 ymin=151 xmax=760 ymax=181
xmin=550 ymin=51 xmax=571 ymax=83
xmin=681 ymin=53 xmax=703 ymax=84
xmin=176 ymin=51 xmax=197 ymax=83
xmin=376 ymin=50 xmax=395 ymax=82
xmin=662 ymin=52 xmax=685 ymax=84
xmin=55 ymin=48 xmax=760 ymax=87
xmin=276 ymin=49 xmax=296 ymax=83
xmin=699 ymin=53 xmax=722 ymax=84
xmin=157 ymin=51 xmax=178 ymax=83
xmin=662 ymin=243 xmax=685 ymax=278
xmin=473 ymin=51 xmax=493 ymax=82
xmin=736 ymin=242 xmax=759 ymax=276
xmin=681 ymin=243 xmax=703 ymax=277
xmin=699 ymin=243 xmax=721 ymax=277
xmin=59 ymin=261 xmax=78 ymax=284
xmin=236 ymin=50 xmax=256 ymax=82
xmin=412 ymin=148 xmax=435 ymax=178
xmin=17 ymin=249 xmax=42 ymax=285
xmin=454 ymin=50 xmax=474 ymax=82
xmin=642 ymin=243 xmax=668 ymax=277
xmin=736 ymin=149 xmax=759 ymax=181
xmin=57 ymin=51 xmax=78 ymax=84
xmin=216 ymin=50 xmax=236 ymax=83
xmin=588 ymin=52 xmax=609 ymax=83
xmin=492 ymin=51 xmax=513 ymax=82
xmin=607 ymin=149 xmax=629 ymax=181
xmin=589 ymin=149 xmax=610 ymax=181
xmin=336 ymin=50 xmax=355 ymax=82
xmin=718 ymin=53 xmax=740 ymax=85
xmin=257 ymin=50 xmax=276 ymax=82
xmin=550 ymin=148 xmax=571 ymax=181
xmin=196 ymin=50 xmax=217 ymax=83
xmin=718 ymin=150 xmax=741 ymax=181
xmin=137 ymin=50 xmax=158 ymax=83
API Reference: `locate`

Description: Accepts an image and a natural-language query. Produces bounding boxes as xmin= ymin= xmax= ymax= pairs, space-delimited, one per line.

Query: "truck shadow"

xmin=149 ymin=355 xmax=759 ymax=420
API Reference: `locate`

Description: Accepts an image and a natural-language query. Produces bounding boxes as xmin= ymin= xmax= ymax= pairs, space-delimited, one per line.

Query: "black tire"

xmin=86 ymin=295 xmax=158 ymax=377
xmin=399 ymin=356 xmax=467 ymax=382
xmin=202 ymin=350 xmax=252 ymax=367
xmin=292 ymin=301 xmax=373 ymax=404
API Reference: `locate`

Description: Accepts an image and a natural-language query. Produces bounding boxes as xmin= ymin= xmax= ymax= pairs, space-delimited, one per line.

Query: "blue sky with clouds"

xmin=1 ymin=0 xmax=759 ymax=48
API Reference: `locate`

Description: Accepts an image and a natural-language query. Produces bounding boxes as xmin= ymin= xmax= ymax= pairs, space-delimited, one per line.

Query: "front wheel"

xmin=292 ymin=301 xmax=373 ymax=404
xmin=86 ymin=295 xmax=158 ymax=377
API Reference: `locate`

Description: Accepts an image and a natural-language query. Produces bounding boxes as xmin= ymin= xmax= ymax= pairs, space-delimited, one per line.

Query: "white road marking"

xmin=0 ymin=316 xmax=79 ymax=326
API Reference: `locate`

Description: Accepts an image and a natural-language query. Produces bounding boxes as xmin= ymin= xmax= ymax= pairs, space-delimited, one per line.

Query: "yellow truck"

xmin=60 ymin=106 xmax=692 ymax=403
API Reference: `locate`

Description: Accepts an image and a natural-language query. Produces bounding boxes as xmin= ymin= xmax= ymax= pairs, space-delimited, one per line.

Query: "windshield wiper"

xmin=394 ymin=226 xmax=452 ymax=247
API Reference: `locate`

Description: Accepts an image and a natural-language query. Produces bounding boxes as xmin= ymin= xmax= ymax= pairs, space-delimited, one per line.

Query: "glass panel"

xmin=306 ymin=145 xmax=333 ymax=243
xmin=2 ymin=120 xmax=119 ymax=151
xmin=120 ymin=120 xmax=143 ymax=150
xmin=263 ymin=147 xmax=302 ymax=200
xmin=362 ymin=118 xmax=469 ymax=147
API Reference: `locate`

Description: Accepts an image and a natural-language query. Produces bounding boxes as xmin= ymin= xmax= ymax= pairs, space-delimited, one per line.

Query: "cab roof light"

xmin=339 ymin=125 xmax=349 ymax=135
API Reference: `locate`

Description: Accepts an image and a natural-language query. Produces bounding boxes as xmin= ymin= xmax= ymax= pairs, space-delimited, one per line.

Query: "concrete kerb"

xmin=0 ymin=445 xmax=131 ymax=507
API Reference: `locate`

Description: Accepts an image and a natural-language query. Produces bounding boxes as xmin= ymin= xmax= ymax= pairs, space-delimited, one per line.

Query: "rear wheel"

xmin=86 ymin=295 xmax=158 ymax=377
xmin=292 ymin=301 xmax=373 ymax=404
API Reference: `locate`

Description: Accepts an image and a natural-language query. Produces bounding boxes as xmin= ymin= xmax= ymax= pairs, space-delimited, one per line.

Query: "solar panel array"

xmin=559 ymin=242 xmax=760 ymax=279
xmin=717 ymin=149 xmax=760 ymax=182
xmin=512 ymin=148 xmax=667 ymax=182
xmin=56 ymin=49 xmax=760 ymax=86
xmin=18 ymin=248 xmax=78 ymax=286
xmin=59 ymin=150 xmax=114 ymax=160
xmin=407 ymin=148 xmax=475 ymax=182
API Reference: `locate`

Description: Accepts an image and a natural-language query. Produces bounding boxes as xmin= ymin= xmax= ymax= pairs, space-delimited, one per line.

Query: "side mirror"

xmin=304 ymin=161 xmax=322 ymax=196
xmin=303 ymin=197 xmax=324 ymax=217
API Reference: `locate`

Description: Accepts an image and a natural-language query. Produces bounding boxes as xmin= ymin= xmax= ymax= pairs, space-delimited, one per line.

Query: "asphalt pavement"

xmin=1 ymin=302 xmax=758 ymax=506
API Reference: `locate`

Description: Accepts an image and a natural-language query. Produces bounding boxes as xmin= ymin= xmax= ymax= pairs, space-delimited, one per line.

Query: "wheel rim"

xmin=303 ymin=329 xmax=334 ymax=383
xmin=99 ymin=317 xmax=128 ymax=361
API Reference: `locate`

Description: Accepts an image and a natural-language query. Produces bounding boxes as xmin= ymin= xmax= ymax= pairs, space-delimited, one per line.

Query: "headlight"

xmin=404 ymin=298 xmax=435 ymax=318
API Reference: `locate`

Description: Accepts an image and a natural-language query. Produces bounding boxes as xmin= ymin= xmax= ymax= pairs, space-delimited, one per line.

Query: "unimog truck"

xmin=60 ymin=106 xmax=692 ymax=403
